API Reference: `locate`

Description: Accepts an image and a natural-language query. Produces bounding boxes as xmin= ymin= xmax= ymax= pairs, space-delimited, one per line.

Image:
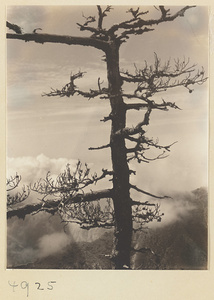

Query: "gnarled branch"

xmin=30 ymin=161 xmax=112 ymax=203
xmin=108 ymin=6 xmax=196 ymax=37
xmin=42 ymin=71 xmax=109 ymax=99
xmin=60 ymin=198 xmax=114 ymax=229
xmin=126 ymin=131 xmax=177 ymax=164
xmin=115 ymin=107 xmax=151 ymax=137
xmin=121 ymin=55 xmax=207 ymax=97
xmin=7 ymin=174 xmax=30 ymax=206
xmin=7 ymin=188 xmax=113 ymax=220
xmin=7 ymin=31 xmax=108 ymax=52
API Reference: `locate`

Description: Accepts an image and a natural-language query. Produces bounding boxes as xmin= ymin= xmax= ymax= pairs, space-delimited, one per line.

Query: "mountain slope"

xmin=11 ymin=187 xmax=208 ymax=270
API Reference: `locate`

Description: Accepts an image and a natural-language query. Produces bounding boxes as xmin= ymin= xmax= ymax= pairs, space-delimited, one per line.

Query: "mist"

xmin=7 ymin=210 xmax=107 ymax=267
xmin=7 ymin=154 xmax=207 ymax=267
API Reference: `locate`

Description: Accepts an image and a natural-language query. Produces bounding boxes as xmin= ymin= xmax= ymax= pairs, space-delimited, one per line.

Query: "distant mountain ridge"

xmin=11 ymin=187 xmax=208 ymax=270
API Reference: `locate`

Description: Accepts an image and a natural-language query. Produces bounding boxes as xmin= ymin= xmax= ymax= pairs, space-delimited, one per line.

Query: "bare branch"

xmin=30 ymin=161 xmax=112 ymax=202
xmin=42 ymin=71 xmax=109 ymax=99
xmin=76 ymin=7 xmax=113 ymax=41
xmin=146 ymin=139 xmax=178 ymax=152
xmin=7 ymin=185 xmax=30 ymax=207
xmin=89 ymin=143 xmax=111 ymax=151
xmin=7 ymin=32 xmax=108 ymax=52
xmin=122 ymin=92 xmax=147 ymax=102
xmin=6 ymin=21 xmax=23 ymax=34
xmin=60 ymin=198 xmax=114 ymax=229
xmin=132 ymin=202 xmax=164 ymax=231
xmin=118 ymin=27 xmax=154 ymax=42
xmin=76 ymin=23 xmax=102 ymax=36
xmin=126 ymin=127 xmax=177 ymax=164
xmin=115 ymin=107 xmax=151 ymax=136
xmin=7 ymin=188 xmax=113 ymax=219
xmin=97 ymin=5 xmax=113 ymax=30
xmin=7 ymin=174 xmax=30 ymax=207
xmin=159 ymin=6 xmax=171 ymax=18
xmin=121 ymin=55 xmax=207 ymax=98
xmin=6 ymin=174 xmax=21 ymax=191
xmin=108 ymin=6 xmax=196 ymax=37
xmin=125 ymin=100 xmax=181 ymax=111
xmin=100 ymin=113 xmax=113 ymax=122
xmin=125 ymin=103 xmax=149 ymax=110
xmin=127 ymin=150 xmax=169 ymax=164
xmin=81 ymin=12 xmax=96 ymax=26
xmin=126 ymin=8 xmax=149 ymax=19
xmin=126 ymin=136 xmax=177 ymax=154
xmin=132 ymin=200 xmax=156 ymax=207
xmin=130 ymin=184 xmax=171 ymax=199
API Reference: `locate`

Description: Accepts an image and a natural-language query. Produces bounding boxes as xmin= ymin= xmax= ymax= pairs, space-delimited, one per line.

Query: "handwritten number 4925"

xmin=8 ymin=281 xmax=56 ymax=297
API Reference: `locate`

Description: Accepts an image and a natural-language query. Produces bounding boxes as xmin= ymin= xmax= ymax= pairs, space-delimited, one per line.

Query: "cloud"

xmin=134 ymin=189 xmax=205 ymax=230
xmin=7 ymin=154 xmax=78 ymax=186
xmin=37 ymin=224 xmax=107 ymax=258
xmin=155 ymin=191 xmax=196 ymax=227
xmin=7 ymin=151 xmax=207 ymax=267
xmin=38 ymin=232 xmax=71 ymax=258
xmin=7 ymin=212 xmax=67 ymax=266
xmin=7 ymin=210 xmax=108 ymax=267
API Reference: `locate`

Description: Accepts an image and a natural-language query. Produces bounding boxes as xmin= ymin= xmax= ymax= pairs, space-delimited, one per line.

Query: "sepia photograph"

xmin=6 ymin=5 xmax=209 ymax=271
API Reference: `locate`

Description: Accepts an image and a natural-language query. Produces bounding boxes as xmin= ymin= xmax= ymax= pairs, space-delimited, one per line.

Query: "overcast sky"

xmin=7 ymin=5 xmax=209 ymax=194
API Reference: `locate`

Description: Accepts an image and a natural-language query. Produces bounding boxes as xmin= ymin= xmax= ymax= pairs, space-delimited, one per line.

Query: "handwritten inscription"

xmin=8 ymin=280 xmax=56 ymax=297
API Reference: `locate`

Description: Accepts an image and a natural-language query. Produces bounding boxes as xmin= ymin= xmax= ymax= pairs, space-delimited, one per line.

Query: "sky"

xmin=6 ymin=5 xmax=209 ymax=267
xmin=7 ymin=5 xmax=209 ymax=193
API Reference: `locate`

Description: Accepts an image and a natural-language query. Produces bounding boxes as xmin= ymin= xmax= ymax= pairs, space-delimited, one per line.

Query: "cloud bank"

xmin=7 ymin=153 xmax=78 ymax=185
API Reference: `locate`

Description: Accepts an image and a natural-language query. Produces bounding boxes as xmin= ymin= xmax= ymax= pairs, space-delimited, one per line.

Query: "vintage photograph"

xmin=6 ymin=5 xmax=208 ymax=270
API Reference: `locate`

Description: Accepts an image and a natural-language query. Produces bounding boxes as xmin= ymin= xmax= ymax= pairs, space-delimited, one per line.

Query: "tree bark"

xmin=106 ymin=42 xmax=132 ymax=269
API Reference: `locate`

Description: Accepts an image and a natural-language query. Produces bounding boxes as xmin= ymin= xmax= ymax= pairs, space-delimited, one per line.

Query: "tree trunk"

xmin=106 ymin=42 xmax=132 ymax=269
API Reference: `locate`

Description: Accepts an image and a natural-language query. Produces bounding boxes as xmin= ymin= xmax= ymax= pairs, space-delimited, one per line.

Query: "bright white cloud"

xmin=7 ymin=154 xmax=78 ymax=185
